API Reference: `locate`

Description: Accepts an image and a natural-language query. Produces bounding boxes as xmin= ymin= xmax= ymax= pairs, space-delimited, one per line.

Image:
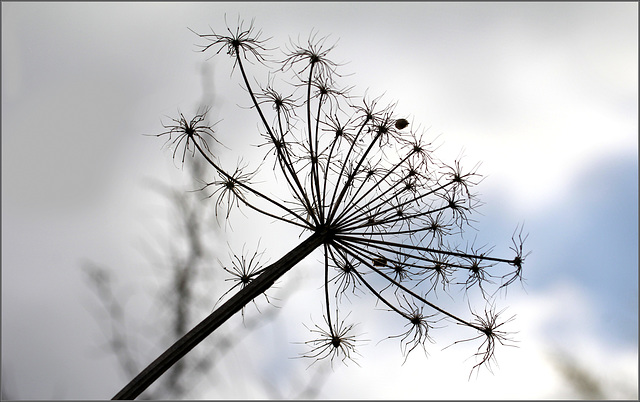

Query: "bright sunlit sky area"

xmin=2 ymin=2 xmax=638 ymax=399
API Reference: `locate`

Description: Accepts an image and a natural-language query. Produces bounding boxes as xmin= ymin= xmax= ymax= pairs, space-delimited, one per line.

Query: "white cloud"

xmin=267 ymin=279 xmax=637 ymax=399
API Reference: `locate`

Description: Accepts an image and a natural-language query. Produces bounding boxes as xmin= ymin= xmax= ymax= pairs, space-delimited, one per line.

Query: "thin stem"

xmin=323 ymin=243 xmax=333 ymax=331
xmin=338 ymin=146 xmax=415 ymax=213
xmin=337 ymin=235 xmax=515 ymax=265
xmin=340 ymin=203 xmax=450 ymax=234
xmin=192 ymin=139 xmax=311 ymax=228
xmin=325 ymin=118 xmax=370 ymax=223
xmin=313 ymin=93 xmax=326 ymax=223
xmin=235 ymin=49 xmax=319 ymax=227
xmin=327 ymin=130 xmax=382 ymax=224
xmin=333 ymin=151 xmax=416 ymax=228
xmin=337 ymin=178 xmax=455 ymax=232
xmin=332 ymin=240 xmax=481 ymax=331
xmin=305 ymin=65 xmax=322 ymax=223
xmin=328 ymin=245 xmax=408 ymax=319
xmin=334 ymin=233 xmax=468 ymax=271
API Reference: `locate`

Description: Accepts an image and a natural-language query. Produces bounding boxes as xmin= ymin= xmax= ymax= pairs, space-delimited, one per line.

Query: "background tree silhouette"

xmin=83 ymin=64 xmax=330 ymax=399
xmin=84 ymin=153 xmax=331 ymax=399
xmin=112 ymin=16 xmax=528 ymax=399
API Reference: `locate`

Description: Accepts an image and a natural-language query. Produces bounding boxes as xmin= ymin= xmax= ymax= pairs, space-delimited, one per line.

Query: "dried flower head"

xmin=282 ymin=30 xmax=343 ymax=83
xmin=300 ymin=312 xmax=362 ymax=368
xmin=384 ymin=295 xmax=441 ymax=364
xmin=445 ymin=306 xmax=518 ymax=379
xmin=190 ymin=16 xmax=272 ymax=69
xmin=151 ymin=17 xmax=529 ymax=379
xmin=215 ymin=243 xmax=270 ymax=318
xmin=202 ymin=160 xmax=258 ymax=222
xmin=151 ymin=107 xmax=220 ymax=167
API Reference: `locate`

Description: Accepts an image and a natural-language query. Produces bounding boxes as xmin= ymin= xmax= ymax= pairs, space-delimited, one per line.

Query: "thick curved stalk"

xmin=112 ymin=231 xmax=327 ymax=400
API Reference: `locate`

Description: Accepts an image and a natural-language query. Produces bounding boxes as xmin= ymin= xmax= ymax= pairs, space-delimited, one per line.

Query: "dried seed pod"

xmin=395 ymin=118 xmax=409 ymax=130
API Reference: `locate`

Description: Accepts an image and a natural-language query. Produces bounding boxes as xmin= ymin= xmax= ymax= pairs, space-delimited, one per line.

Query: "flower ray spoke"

xmin=332 ymin=240 xmax=480 ymax=331
xmin=337 ymin=235 xmax=517 ymax=266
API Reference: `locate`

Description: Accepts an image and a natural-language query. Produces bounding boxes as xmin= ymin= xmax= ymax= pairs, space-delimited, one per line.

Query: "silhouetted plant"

xmin=113 ymin=16 xmax=529 ymax=399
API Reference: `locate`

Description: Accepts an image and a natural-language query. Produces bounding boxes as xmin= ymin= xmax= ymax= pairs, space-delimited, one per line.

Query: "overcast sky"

xmin=2 ymin=2 xmax=638 ymax=399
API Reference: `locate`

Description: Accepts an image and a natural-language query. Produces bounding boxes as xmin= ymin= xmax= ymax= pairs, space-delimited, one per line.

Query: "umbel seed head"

xmin=395 ymin=118 xmax=409 ymax=130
